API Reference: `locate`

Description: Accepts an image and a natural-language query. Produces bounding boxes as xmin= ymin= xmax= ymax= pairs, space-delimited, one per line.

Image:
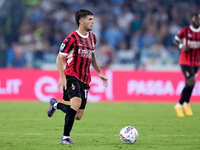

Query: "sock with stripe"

xmin=63 ymin=108 xmax=77 ymax=136
xmin=57 ymin=103 xmax=70 ymax=114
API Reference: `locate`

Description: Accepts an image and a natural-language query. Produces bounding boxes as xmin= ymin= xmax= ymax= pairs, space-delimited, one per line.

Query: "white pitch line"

xmin=0 ymin=132 xmax=117 ymax=136
xmin=72 ymin=133 xmax=119 ymax=136
xmin=0 ymin=132 xmax=42 ymax=135
xmin=159 ymin=134 xmax=186 ymax=137
xmin=0 ymin=132 xmax=199 ymax=137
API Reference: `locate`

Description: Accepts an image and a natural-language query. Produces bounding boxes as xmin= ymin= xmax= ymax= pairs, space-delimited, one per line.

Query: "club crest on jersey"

xmin=60 ymin=43 xmax=65 ymax=50
xmin=188 ymin=34 xmax=192 ymax=38
xmin=71 ymin=83 xmax=75 ymax=90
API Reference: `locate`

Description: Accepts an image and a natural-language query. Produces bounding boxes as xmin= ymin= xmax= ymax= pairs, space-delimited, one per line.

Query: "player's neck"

xmin=77 ymin=28 xmax=88 ymax=36
xmin=192 ymin=24 xmax=199 ymax=29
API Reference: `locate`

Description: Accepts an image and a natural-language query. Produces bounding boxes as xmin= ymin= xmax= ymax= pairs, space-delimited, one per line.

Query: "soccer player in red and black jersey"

xmin=174 ymin=13 xmax=200 ymax=117
xmin=47 ymin=9 xmax=108 ymax=144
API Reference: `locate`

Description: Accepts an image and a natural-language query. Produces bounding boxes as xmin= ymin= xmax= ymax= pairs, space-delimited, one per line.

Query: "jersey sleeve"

xmin=175 ymin=28 xmax=185 ymax=41
xmin=59 ymin=37 xmax=74 ymax=56
xmin=91 ymin=33 xmax=97 ymax=53
xmin=93 ymin=34 xmax=97 ymax=44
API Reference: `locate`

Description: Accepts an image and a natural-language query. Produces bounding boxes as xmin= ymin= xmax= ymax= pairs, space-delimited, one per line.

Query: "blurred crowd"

xmin=0 ymin=0 xmax=200 ymax=70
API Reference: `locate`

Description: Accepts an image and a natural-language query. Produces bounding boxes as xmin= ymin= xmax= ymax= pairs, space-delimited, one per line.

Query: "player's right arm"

xmin=56 ymin=54 xmax=67 ymax=91
xmin=173 ymin=28 xmax=190 ymax=51
xmin=56 ymin=37 xmax=74 ymax=91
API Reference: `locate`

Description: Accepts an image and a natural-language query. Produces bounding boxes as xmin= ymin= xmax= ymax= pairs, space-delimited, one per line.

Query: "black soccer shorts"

xmin=63 ymin=75 xmax=90 ymax=109
xmin=180 ymin=65 xmax=199 ymax=79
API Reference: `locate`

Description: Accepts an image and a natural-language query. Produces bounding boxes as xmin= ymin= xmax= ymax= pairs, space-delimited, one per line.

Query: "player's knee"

xmin=70 ymin=97 xmax=81 ymax=111
xmin=187 ymin=77 xmax=196 ymax=87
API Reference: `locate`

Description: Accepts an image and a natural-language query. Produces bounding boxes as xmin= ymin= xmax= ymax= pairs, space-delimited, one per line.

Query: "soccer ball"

xmin=119 ymin=126 xmax=138 ymax=144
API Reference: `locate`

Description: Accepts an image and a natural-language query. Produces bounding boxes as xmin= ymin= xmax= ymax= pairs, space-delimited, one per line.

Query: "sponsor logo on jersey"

xmin=78 ymin=49 xmax=92 ymax=58
xmin=186 ymin=40 xmax=200 ymax=48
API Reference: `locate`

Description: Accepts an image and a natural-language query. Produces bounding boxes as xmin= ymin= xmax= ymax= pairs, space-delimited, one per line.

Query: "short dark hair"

xmin=75 ymin=9 xmax=93 ymax=26
xmin=192 ymin=13 xmax=200 ymax=18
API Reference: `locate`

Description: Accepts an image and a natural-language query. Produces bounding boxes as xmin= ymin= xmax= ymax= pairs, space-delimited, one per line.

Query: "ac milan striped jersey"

xmin=59 ymin=30 xmax=96 ymax=85
xmin=175 ymin=25 xmax=200 ymax=66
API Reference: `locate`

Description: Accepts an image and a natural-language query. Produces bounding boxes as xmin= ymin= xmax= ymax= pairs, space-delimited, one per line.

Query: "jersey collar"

xmin=76 ymin=30 xmax=89 ymax=38
xmin=190 ymin=25 xmax=200 ymax=32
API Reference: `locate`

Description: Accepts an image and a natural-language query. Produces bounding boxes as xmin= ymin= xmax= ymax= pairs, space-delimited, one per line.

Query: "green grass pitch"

xmin=0 ymin=101 xmax=200 ymax=150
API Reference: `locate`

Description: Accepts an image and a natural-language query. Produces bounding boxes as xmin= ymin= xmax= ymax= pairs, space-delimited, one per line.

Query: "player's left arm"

xmin=174 ymin=28 xmax=190 ymax=51
xmin=91 ymin=52 xmax=108 ymax=87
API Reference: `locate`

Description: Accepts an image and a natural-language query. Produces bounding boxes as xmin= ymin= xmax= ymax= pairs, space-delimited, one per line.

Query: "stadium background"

xmin=0 ymin=0 xmax=200 ymax=102
xmin=1 ymin=1 xmax=200 ymax=150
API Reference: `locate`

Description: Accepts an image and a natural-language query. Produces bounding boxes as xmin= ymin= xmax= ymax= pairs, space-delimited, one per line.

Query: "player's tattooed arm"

xmin=91 ymin=52 xmax=101 ymax=73
xmin=91 ymin=52 xmax=108 ymax=87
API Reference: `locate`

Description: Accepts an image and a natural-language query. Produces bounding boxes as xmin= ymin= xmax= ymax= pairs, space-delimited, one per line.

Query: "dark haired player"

xmin=47 ymin=9 xmax=108 ymax=144
xmin=174 ymin=13 xmax=200 ymax=117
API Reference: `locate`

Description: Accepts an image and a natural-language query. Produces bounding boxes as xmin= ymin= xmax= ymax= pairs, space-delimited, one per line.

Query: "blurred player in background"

xmin=47 ymin=9 xmax=108 ymax=144
xmin=174 ymin=13 xmax=200 ymax=117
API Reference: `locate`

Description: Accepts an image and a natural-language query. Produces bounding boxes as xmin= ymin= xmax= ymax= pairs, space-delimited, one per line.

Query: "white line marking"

xmin=159 ymin=134 xmax=186 ymax=137
xmin=0 ymin=132 xmax=42 ymax=135
xmin=0 ymin=132 xmax=199 ymax=137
